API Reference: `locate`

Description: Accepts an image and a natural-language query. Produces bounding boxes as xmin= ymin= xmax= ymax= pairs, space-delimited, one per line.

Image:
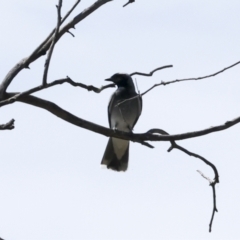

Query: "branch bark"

xmin=148 ymin=129 xmax=219 ymax=232
xmin=42 ymin=0 xmax=63 ymax=85
xmin=0 ymin=77 xmax=115 ymax=108
xmin=141 ymin=60 xmax=240 ymax=96
xmin=130 ymin=65 xmax=173 ymax=77
xmin=4 ymin=93 xmax=240 ymax=143
xmin=0 ymin=0 xmax=112 ymax=99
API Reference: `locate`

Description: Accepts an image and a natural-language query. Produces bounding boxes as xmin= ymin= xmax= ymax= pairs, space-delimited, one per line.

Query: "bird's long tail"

xmin=101 ymin=137 xmax=129 ymax=171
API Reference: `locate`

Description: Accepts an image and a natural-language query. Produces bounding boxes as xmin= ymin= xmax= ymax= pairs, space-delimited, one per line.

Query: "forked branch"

xmin=148 ymin=128 xmax=219 ymax=232
xmin=130 ymin=65 xmax=173 ymax=77
xmin=42 ymin=0 xmax=62 ymax=85
xmin=141 ymin=60 xmax=240 ymax=96
xmin=0 ymin=77 xmax=115 ymax=108
xmin=0 ymin=0 xmax=112 ymax=99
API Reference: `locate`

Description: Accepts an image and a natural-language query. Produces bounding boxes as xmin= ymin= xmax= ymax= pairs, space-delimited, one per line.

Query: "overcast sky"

xmin=1 ymin=1 xmax=240 ymax=239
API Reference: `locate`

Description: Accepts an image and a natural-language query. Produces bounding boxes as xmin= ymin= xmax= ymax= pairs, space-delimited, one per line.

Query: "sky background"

xmin=0 ymin=0 xmax=240 ymax=239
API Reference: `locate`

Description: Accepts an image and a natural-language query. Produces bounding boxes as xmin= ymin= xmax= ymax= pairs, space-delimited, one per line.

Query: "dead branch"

xmin=130 ymin=65 xmax=173 ymax=77
xmin=197 ymin=170 xmax=213 ymax=184
xmin=116 ymin=60 xmax=240 ymax=108
xmin=0 ymin=0 xmax=112 ymax=99
xmin=26 ymin=0 xmax=81 ymax=68
xmin=171 ymin=143 xmax=219 ymax=232
xmin=148 ymin=128 xmax=219 ymax=232
xmin=0 ymin=77 xmax=115 ymax=108
xmin=141 ymin=60 xmax=240 ymax=96
xmin=42 ymin=0 xmax=62 ymax=85
xmin=40 ymin=0 xmax=113 ymax=59
xmin=61 ymin=0 xmax=81 ymax=24
xmin=0 ymin=119 xmax=15 ymax=130
xmin=4 ymin=93 xmax=240 ymax=144
xmin=197 ymin=170 xmax=218 ymax=232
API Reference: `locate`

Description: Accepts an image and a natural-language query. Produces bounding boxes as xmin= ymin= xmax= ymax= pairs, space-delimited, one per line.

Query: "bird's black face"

xmin=105 ymin=73 xmax=133 ymax=88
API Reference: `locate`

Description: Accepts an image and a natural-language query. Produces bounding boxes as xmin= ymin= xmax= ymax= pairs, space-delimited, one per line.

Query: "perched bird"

xmin=101 ymin=73 xmax=142 ymax=171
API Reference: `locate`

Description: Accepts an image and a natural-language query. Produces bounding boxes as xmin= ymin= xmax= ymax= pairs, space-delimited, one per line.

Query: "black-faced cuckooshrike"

xmin=101 ymin=73 xmax=142 ymax=171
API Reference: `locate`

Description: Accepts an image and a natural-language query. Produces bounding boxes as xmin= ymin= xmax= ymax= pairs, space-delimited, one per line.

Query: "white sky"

xmin=0 ymin=1 xmax=240 ymax=239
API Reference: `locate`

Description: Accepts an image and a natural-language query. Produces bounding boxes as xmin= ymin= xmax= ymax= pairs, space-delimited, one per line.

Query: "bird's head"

xmin=105 ymin=73 xmax=135 ymax=89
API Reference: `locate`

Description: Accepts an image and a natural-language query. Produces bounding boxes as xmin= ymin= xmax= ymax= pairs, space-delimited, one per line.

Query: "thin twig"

xmin=26 ymin=0 xmax=81 ymax=66
xmin=141 ymin=60 xmax=240 ymax=96
xmin=197 ymin=170 xmax=213 ymax=184
xmin=174 ymin=144 xmax=219 ymax=232
xmin=67 ymin=30 xmax=75 ymax=37
xmin=0 ymin=0 xmax=114 ymax=98
xmin=130 ymin=65 xmax=173 ymax=77
xmin=42 ymin=0 xmax=62 ymax=86
xmin=147 ymin=128 xmax=219 ymax=232
xmin=0 ymin=77 xmax=115 ymax=108
xmin=0 ymin=119 xmax=15 ymax=130
xmin=209 ymin=184 xmax=218 ymax=232
xmin=123 ymin=0 xmax=135 ymax=7
xmin=116 ymin=61 xmax=240 ymax=107
xmin=61 ymin=0 xmax=81 ymax=24
xmin=197 ymin=170 xmax=218 ymax=232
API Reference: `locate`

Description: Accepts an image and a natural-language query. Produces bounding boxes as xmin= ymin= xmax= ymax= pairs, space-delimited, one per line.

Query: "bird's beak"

xmin=105 ymin=78 xmax=113 ymax=82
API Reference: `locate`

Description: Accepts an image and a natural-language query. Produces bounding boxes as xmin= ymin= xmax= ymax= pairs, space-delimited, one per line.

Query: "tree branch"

xmin=130 ymin=65 xmax=173 ymax=77
xmin=0 ymin=0 xmax=112 ymax=99
xmin=40 ymin=0 xmax=113 ymax=60
xmin=141 ymin=60 xmax=240 ymax=96
xmin=171 ymin=144 xmax=219 ymax=232
xmin=61 ymin=0 xmax=81 ymax=25
xmin=148 ymin=128 xmax=219 ymax=232
xmin=42 ymin=0 xmax=62 ymax=85
xmin=0 ymin=119 xmax=15 ymax=130
xmin=0 ymin=77 xmax=115 ymax=108
xmin=116 ymin=60 xmax=240 ymax=109
xmin=4 ymin=93 xmax=240 ymax=143
xmin=26 ymin=0 xmax=81 ymax=68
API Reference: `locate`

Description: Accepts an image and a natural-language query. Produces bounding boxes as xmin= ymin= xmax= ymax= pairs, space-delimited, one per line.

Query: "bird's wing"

xmin=132 ymin=94 xmax=142 ymax=129
xmin=107 ymin=92 xmax=116 ymax=128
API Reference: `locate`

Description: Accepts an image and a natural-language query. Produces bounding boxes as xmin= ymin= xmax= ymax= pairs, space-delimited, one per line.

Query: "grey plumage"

xmin=101 ymin=73 xmax=142 ymax=171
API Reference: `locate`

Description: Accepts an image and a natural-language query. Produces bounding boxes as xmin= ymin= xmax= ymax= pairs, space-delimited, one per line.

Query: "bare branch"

xmin=209 ymin=184 xmax=218 ymax=232
xmin=197 ymin=170 xmax=218 ymax=232
xmin=0 ymin=0 xmax=112 ymax=99
xmin=67 ymin=30 xmax=75 ymax=37
xmin=197 ymin=170 xmax=213 ymax=184
xmin=3 ymin=93 xmax=240 ymax=143
xmin=117 ymin=60 xmax=240 ymax=108
xmin=26 ymin=0 xmax=81 ymax=67
xmin=171 ymin=143 xmax=219 ymax=232
xmin=148 ymin=128 xmax=219 ymax=232
xmin=169 ymin=142 xmax=219 ymax=182
xmin=123 ymin=0 xmax=135 ymax=7
xmin=141 ymin=60 xmax=240 ymax=96
xmin=0 ymin=77 xmax=115 ymax=108
xmin=0 ymin=119 xmax=15 ymax=130
xmin=130 ymin=65 xmax=173 ymax=77
xmin=42 ymin=0 xmax=62 ymax=85
xmin=41 ymin=0 xmax=113 ymax=56
xmin=61 ymin=0 xmax=81 ymax=24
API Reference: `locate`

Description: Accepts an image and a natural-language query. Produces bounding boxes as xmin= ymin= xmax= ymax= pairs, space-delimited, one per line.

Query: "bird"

xmin=101 ymin=73 xmax=142 ymax=171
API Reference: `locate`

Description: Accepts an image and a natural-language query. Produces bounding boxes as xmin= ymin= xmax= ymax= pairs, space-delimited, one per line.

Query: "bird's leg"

xmin=112 ymin=123 xmax=118 ymax=132
xmin=127 ymin=125 xmax=132 ymax=132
